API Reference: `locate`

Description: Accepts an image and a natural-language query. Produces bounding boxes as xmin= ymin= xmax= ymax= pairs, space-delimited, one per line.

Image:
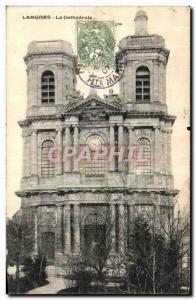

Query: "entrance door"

xmin=84 ymin=224 xmax=106 ymax=250
xmin=81 ymin=213 xmax=107 ymax=254
xmin=40 ymin=232 xmax=55 ymax=264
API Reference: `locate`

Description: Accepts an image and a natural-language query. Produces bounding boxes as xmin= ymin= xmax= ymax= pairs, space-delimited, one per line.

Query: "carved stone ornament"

xmin=65 ymin=95 xmax=123 ymax=118
xmin=37 ymin=206 xmax=57 ymax=226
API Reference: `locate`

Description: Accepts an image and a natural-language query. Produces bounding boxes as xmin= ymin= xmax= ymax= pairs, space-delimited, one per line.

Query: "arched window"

xmin=41 ymin=140 xmax=55 ymax=177
xmin=136 ymin=138 xmax=151 ymax=175
xmin=41 ymin=71 xmax=55 ymax=104
xmin=136 ymin=66 xmax=150 ymax=102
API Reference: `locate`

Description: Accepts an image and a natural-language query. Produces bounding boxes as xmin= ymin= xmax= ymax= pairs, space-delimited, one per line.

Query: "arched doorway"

xmin=81 ymin=213 xmax=106 ymax=252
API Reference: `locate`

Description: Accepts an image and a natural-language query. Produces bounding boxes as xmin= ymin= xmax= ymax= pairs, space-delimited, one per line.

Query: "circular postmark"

xmin=77 ymin=21 xmax=124 ymax=89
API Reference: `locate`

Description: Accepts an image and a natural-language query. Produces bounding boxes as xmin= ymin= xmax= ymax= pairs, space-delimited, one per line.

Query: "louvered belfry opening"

xmin=41 ymin=70 xmax=55 ymax=104
xmin=136 ymin=66 xmax=150 ymax=102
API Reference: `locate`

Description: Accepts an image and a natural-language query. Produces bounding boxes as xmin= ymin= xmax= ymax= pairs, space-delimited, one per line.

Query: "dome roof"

xmin=134 ymin=10 xmax=148 ymax=21
xmin=27 ymin=39 xmax=73 ymax=55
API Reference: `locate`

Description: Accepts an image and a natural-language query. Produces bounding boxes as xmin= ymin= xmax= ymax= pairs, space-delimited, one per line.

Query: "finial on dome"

xmin=134 ymin=10 xmax=148 ymax=36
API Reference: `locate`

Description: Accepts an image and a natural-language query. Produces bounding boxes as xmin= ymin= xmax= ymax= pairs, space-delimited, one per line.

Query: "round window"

xmin=88 ymin=135 xmax=103 ymax=151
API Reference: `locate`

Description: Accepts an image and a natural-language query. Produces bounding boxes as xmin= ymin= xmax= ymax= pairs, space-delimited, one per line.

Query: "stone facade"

xmin=16 ymin=11 xmax=178 ymax=275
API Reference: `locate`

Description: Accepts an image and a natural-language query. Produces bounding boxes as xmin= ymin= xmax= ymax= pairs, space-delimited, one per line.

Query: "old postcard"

xmin=6 ymin=6 xmax=190 ymax=295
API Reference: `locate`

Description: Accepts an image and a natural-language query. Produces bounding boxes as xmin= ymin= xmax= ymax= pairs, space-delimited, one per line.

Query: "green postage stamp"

xmin=77 ymin=20 xmax=124 ymax=89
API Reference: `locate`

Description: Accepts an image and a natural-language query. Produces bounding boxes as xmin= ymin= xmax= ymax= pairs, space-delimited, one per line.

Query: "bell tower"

xmin=117 ymin=10 xmax=169 ymax=112
xmin=24 ymin=40 xmax=76 ymax=117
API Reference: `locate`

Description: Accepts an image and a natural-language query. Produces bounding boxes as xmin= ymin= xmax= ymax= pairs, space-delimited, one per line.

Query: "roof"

xmin=134 ymin=10 xmax=148 ymax=20
xmin=27 ymin=39 xmax=73 ymax=55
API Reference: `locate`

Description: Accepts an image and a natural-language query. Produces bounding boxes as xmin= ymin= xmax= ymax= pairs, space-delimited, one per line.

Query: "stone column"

xmin=63 ymin=205 xmax=71 ymax=253
xmin=164 ymin=130 xmax=168 ymax=175
xmin=167 ymin=129 xmax=172 ymax=175
xmin=118 ymin=124 xmax=124 ymax=171
xmin=162 ymin=64 xmax=166 ymax=103
xmin=109 ymin=125 xmax=115 ymax=171
xmin=73 ymin=204 xmax=80 ymax=253
xmin=161 ymin=129 xmax=165 ymax=174
xmin=154 ymin=127 xmax=161 ymax=174
xmin=153 ymin=61 xmax=159 ymax=102
xmin=28 ymin=65 xmax=38 ymax=107
xmin=56 ymin=129 xmax=63 ymax=175
xmin=127 ymin=61 xmax=133 ymax=102
xmin=128 ymin=205 xmax=134 ymax=223
xmin=22 ymin=131 xmax=30 ymax=177
xmin=128 ymin=205 xmax=134 ymax=246
xmin=33 ymin=207 xmax=38 ymax=255
xmin=56 ymin=206 xmax=63 ymax=253
xmin=73 ymin=126 xmax=79 ymax=172
xmin=26 ymin=135 xmax=30 ymax=177
xmin=22 ymin=133 xmax=26 ymax=177
xmin=110 ymin=204 xmax=116 ymax=253
xmin=128 ymin=127 xmax=135 ymax=173
xmin=118 ymin=204 xmax=125 ymax=252
xmin=159 ymin=63 xmax=165 ymax=103
xmin=31 ymin=130 xmax=37 ymax=176
xmin=64 ymin=126 xmax=71 ymax=172
xmin=55 ymin=65 xmax=63 ymax=106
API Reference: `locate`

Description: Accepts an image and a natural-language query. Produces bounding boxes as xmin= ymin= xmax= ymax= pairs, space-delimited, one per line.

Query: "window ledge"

xmin=85 ymin=174 xmax=105 ymax=178
xmin=135 ymin=101 xmax=151 ymax=104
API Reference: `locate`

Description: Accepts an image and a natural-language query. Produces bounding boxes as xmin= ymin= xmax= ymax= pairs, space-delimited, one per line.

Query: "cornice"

xmin=18 ymin=111 xmax=176 ymax=128
xmin=24 ymin=52 xmax=75 ymax=64
xmin=116 ymin=47 xmax=169 ymax=65
xmin=117 ymin=46 xmax=169 ymax=56
xmin=16 ymin=187 xmax=179 ymax=197
xmin=125 ymin=111 xmax=176 ymax=124
xmin=18 ymin=119 xmax=32 ymax=128
xmin=18 ymin=115 xmax=64 ymax=127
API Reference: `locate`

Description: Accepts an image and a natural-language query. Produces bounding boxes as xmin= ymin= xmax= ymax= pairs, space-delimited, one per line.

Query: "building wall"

xmin=17 ymin=17 xmax=178 ymax=272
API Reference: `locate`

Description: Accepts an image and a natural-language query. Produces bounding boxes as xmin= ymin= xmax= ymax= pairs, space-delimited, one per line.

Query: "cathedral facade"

xmin=16 ymin=11 xmax=178 ymax=275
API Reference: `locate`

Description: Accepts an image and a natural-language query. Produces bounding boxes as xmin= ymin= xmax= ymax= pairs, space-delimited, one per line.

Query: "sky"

xmin=6 ymin=6 xmax=190 ymax=217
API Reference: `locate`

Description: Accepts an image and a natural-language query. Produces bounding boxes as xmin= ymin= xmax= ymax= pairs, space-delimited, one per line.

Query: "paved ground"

xmin=26 ymin=276 xmax=65 ymax=295
xmin=26 ymin=266 xmax=66 ymax=295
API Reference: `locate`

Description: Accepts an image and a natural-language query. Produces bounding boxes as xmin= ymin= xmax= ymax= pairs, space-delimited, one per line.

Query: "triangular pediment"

xmin=65 ymin=95 xmax=124 ymax=116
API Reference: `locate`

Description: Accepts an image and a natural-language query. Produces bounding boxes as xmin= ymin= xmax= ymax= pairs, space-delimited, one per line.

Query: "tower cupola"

xmin=134 ymin=10 xmax=148 ymax=36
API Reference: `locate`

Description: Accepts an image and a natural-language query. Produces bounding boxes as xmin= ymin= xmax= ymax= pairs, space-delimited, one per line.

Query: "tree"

xmin=64 ymin=203 xmax=190 ymax=295
xmin=6 ymin=213 xmax=33 ymax=293
xmin=65 ymin=215 xmax=115 ymax=293
xmin=22 ymin=255 xmax=47 ymax=287
xmin=127 ymin=215 xmax=166 ymax=294
xmin=112 ymin=210 xmax=190 ymax=295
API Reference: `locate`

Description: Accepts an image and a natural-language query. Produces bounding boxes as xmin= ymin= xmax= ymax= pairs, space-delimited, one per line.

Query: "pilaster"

xmin=33 ymin=207 xmax=38 ymax=255
xmin=56 ymin=206 xmax=64 ymax=253
xmin=22 ymin=129 xmax=31 ymax=177
xmin=64 ymin=126 xmax=71 ymax=173
xmin=118 ymin=124 xmax=124 ymax=171
xmin=63 ymin=204 xmax=71 ymax=253
xmin=73 ymin=204 xmax=80 ymax=253
xmin=109 ymin=125 xmax=115 ymax=171
xmin=118 ymin=204 xmax=125 ymax=253
xmin=30 ymin=130 xmax=38 ymax=176
xmin=110 ymin=204 xmax=116 ymax=253
xmin=73 ymin=126 xmax=79 ymax=172
xmin=128 ymin=126 xmax=135 ymax=174
xmin=56 ymin=128 xmax=63 ymax=175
